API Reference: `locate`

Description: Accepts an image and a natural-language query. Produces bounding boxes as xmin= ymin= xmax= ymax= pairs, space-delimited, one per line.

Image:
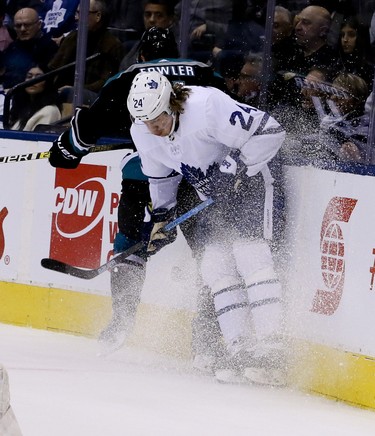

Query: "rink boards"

xmin=1 ymin=136 xmax=375 ymax=409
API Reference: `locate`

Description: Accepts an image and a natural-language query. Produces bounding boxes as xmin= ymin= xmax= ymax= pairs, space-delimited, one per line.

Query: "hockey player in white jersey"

xmin=126 ymin=71 xmax=287 ymax=386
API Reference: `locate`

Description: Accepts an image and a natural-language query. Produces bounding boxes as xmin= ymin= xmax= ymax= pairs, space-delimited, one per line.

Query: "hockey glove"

xmin=49 ymin=130 xmax=88 ymax=169
xmin=49 ymin=107 xmax=97 ymax=169
xmin=142 ymin=207 xmax=177 ymax=255
xmin=214 ymin=149 xmax=247 ymax=200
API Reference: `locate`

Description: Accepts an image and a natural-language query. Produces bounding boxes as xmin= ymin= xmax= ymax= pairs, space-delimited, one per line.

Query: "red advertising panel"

xmin=50 ymin=164 xmax=107 ymax=268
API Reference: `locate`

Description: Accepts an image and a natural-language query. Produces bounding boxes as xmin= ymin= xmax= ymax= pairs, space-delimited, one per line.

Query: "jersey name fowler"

xmin=137 ymin=65 xmax=195 ymax=77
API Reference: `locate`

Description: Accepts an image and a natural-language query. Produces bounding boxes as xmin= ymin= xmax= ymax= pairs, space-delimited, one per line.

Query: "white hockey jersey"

xmin=130 ymin=86 xmax=285 ymax=209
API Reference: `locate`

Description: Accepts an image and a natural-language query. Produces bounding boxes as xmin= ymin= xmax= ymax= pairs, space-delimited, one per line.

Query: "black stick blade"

xmin=41 ymin=258 xmax=98 ymax=279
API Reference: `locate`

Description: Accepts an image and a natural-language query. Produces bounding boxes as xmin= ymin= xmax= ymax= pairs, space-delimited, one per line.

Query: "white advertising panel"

xmin=284 ymin=165 xmax=375 ymax=356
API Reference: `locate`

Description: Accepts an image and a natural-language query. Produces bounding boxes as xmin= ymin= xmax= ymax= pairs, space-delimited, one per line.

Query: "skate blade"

xmin=243 ymin=367 xmax=287 ymax=387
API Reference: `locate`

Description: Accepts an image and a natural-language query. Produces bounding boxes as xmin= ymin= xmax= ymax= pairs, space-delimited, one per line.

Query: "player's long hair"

xmin=170 ymin=84 xmax=191 ymax=115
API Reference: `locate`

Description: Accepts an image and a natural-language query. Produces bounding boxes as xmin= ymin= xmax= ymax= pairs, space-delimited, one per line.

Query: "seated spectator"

xmin=1 ymin=7 xmax=58 ymax=89
xmin=269 ymin=5 xmax=343 ymax=112
xmin=339 ymin=16 xmax=374 ymax=89
xmin=235 ymin=51 xmax=263 ymax=107
xmin=48 ymin=0 xmax=124 ymax=107
xmin=321 ymin=72 xmax=369 ymax=130
xmin=174 ymin=0 xmax=232 ymax=63
xmin=339 ymin=90 xmax=372 ymax=163
xmin=40 ymin=0 xmax=80 ymax=46
xmin=303 ymin=72 xmax=370 ymax=162
xmin=286 ymin=5 xmax=341 ymax=75
xmin=120 ymin=0 xmax=176 ymax=71
xmin=9 ymin=63 xmax=62 ymax=130
xmin=271 ymin=5 xmax=296 ymax=73
xmin=309 ymin=0 xmax=357 ymax=48
xmin=211 ymin=0 xmax=265 ymax=65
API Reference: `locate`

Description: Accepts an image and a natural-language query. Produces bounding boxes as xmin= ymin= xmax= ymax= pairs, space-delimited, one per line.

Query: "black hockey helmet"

xmin=137 ymin=27 xmax=179 ymax=62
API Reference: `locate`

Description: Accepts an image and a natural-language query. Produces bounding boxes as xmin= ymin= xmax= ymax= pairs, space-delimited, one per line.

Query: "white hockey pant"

xmin=200 ymin=240 xmax=283 ymax=353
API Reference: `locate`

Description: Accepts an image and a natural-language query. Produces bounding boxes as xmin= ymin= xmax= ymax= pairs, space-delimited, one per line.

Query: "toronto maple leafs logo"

xmin=181 ymin=162 xmax=219 ymax=197
xmin=147 ymin=79 xmax=158 ymax=89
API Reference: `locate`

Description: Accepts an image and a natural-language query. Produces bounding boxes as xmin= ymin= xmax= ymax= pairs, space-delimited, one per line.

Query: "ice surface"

xmin=0 ymin=323 xmax=374 ymax=436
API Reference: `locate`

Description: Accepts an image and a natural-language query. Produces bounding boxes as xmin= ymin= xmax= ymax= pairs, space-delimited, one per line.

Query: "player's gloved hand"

xmin=49 ymin=130 xmax=88 ymax=169
xmin=214 ymin=149 xmax=246 ymax=200
xmin=142 ymin=207 xmax=177 ymax=255
xmin=49 ymin=107 xmax=96 ymax=169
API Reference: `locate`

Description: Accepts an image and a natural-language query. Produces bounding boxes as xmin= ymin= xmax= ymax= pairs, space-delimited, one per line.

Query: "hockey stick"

xmin=0 ymin=142 xmax=131 ymax=164
xmin=41 ymin=197 xmax=214 ymax=279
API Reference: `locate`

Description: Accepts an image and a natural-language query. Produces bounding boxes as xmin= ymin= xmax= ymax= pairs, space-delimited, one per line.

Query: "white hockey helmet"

xmin=127 ymin=71 xmax=173 ymax=121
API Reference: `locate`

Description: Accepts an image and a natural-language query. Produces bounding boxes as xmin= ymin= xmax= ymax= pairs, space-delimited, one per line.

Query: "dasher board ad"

xmin=284 ymin=165 xmax=375 ymax=357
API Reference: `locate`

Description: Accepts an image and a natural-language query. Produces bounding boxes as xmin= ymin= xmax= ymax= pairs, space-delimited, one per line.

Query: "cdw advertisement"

xmin=47 ymin=161 xmax=122 ymax=282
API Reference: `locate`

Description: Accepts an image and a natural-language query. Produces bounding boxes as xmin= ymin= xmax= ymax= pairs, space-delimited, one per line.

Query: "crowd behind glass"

xmin=0 ymin=0 xmax=374 ymax=164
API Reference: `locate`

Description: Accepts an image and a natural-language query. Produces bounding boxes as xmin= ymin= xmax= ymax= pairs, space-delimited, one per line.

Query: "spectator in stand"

xmin=214 ymin=4 xmax=296 ymax=107
xmin=321 ymin=72 xmax=369 ymax=130
xmin=9 ymin=64 xmax=62 ymax=130
xmin=271 ymin=5 xmax=295 ymax=73
xmin=235 ymin=51 xmax=263 ymax=107
xmin=269 ymin=5 xmax=341 ymax=113
xmin=339 ymin=16 xmax=374 ymax=90
xmin=288 ymin=5 xmax=341 ymax=75
xmin=174 ymin=0 xmax=232 ymax=63
xmin=338 ymin=89 xmax=372 ymax=163
xmin=0 ymin=7 xmax=58 ymax=90
xmin=39 ymin=0 xmax=79 ymax=46
xmin=302 ymin=72 xmax=370 ymax=162
xmin=48 ymin=0 xmax=124 ymax=108
xmin=120 ymin=0 xmax=176 ymax=71
xmin=211 ymin=1 xmax=264 ymax=71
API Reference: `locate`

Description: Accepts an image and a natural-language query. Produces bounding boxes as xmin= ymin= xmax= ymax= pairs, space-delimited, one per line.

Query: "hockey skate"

xmin=227 ymin=337 xmax=288 ymax=387
xmin=97 ymin=315 xmax=133 ymax=356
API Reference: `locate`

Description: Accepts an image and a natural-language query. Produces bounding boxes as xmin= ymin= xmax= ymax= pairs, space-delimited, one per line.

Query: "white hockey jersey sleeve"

xmin=204 ymin=88 xmax=286 ymax=176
